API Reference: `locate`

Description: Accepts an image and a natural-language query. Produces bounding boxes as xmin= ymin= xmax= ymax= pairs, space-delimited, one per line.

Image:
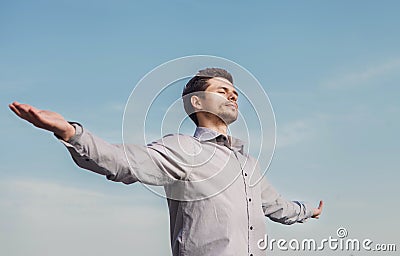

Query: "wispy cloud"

xmin=322 ymin=59 xmax=400 ymax=89
xmin=0 ymin=179 xmax=170 ymax=256
xmin=276 ymin=120 xmax=314 ymax=148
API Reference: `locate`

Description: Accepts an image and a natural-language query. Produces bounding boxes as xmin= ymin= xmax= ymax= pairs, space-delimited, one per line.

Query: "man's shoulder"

xmin=144 ymin=133 xmax=202 ymax=162
xmin=147 ymin=133 xmax=198 ymax=148
xmin=162 ymin=133 xmax=194 ymax=139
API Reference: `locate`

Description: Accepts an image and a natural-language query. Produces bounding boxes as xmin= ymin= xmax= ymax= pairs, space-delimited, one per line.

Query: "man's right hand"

xmin=9 ymin=102 xmax=76 ymax=141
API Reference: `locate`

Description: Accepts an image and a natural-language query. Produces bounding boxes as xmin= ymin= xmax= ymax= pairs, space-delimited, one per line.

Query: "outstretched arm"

xmin=261 ymin=178 xmax=323 ymax=224
xmin=9 ymin=101 xmax=75 ymax=141
xmin=9 ymin=101 xmax=190 ymax=185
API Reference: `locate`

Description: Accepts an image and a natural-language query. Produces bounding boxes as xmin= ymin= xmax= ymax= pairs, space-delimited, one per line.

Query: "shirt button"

xmin=248 ymin=198 xmax=252 ymax=202
xmin=85 ymin=158 xmax=90 ymax=161
xmin=244 ymin=173 xmax=248 ymax=176
xmin=250 ymin=226 xmax=253 ymax=230
xmin=250 ymin=254 xmax=253 ymax=256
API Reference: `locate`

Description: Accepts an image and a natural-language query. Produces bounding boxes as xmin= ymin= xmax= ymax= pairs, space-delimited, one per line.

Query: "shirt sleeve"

xmin=58 ymin=122 xmax=190 ymax=185
xmin=260 ymin=178 xmax=314 ymax=225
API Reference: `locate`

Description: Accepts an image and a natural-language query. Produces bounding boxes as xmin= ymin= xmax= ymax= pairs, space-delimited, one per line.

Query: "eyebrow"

xmin=217 ymin=86 xmax=239 ymax=97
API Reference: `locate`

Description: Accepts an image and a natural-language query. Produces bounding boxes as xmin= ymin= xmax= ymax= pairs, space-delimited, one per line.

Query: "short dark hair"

xmin=182 ymin=68 xmax=233 ymax=126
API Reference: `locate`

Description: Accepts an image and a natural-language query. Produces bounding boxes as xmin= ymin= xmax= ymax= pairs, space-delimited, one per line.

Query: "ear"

xmin=190 ymin=95 xmax=203 ymax=111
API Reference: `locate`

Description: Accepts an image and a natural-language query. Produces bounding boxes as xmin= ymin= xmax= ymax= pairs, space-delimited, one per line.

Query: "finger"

xmin=28 ymin=106 xmax=40 ymax=116
xmin=10 ymin=101 xmax=21 ymax=108
xmin=318 ymin=200 xmax=324 ymax=210
xmin=28 ymin=105 xmax=40 ymax=112
xmin=14 ymin=103 xmax=38 ymax=123
xmin=19 ymin=103 xmax=42 ymax=117
xmin=28 ymin=108 xmax=48 ymax=126
xmin=14 ymin=103 xmax=31 ymax=114
xmin=9 ymin=103 xmax=22 ymax=117
xmin=12 ymin=103 xmax=32 ymax=119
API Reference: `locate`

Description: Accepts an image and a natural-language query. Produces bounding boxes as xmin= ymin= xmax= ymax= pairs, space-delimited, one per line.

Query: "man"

xmin=9 ymin=68 xmax=323 ymax=256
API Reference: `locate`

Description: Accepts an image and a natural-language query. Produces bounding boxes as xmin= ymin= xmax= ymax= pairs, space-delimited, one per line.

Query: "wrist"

xmin=58 ymin=123 xmax=76 ymax=141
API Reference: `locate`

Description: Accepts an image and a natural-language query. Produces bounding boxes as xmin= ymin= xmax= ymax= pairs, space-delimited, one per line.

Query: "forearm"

xmin=263 ymin=199 xmax=313 ymax=225
xmin=261 ymin=178 xmax=313 ymax=225
xmin=59 ymin=123 xmax=138 ymax=184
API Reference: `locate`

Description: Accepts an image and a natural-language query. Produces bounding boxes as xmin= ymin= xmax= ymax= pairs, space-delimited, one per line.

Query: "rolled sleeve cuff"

xmin=296 ymin=201 xmax=314 ymax=223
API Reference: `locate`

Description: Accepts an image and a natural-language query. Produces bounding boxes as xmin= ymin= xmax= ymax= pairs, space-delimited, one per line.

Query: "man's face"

xmin=197 ymin=77 xmax=239 ymax=125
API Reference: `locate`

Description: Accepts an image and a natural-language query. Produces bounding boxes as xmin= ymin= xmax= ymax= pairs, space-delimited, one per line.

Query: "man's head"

xmin=182 ymin=68 xmax=238 ymax=126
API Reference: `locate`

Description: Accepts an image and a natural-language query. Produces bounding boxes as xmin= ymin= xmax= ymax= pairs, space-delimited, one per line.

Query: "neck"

xmin=197 ymin=119 xmax=228 ymax=136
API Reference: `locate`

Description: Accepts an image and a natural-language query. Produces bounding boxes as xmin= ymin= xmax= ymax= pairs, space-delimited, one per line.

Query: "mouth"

xmin=225 ymin=102 xmax=238 ymax=110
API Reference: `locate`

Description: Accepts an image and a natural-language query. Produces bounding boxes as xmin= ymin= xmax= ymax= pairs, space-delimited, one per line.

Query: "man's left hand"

xmin=312 ymin=200 xmax=324 ymax=219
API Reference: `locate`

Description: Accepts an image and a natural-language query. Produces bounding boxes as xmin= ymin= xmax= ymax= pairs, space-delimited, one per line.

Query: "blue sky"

xmin=1 ymin=1 xmax=399 ymax=255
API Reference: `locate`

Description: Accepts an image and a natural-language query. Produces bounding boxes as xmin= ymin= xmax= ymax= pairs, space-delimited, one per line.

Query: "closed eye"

xmin=217 ymin=86 xmax=238 ymax=97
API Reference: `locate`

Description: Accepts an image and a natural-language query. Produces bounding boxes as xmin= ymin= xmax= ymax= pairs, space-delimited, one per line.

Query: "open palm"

xmin=9 ymin=102 xmax=75 ymax=141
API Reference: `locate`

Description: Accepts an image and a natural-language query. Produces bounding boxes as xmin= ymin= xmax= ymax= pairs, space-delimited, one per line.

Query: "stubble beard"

xmin=218 ymin=105 xmax=238 ymax=125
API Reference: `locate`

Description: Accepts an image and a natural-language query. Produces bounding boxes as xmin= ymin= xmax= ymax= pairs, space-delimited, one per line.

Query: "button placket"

xmin=233 ymin=149 xmax=254 ymax=255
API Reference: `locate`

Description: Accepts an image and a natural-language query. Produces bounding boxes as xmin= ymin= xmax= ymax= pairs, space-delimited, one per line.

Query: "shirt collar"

xmin=193 ymin=126 xmax=246 ymax=154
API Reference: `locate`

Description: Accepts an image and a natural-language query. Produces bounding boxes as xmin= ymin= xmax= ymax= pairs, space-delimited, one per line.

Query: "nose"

xmin=228 ymin=91 xmax=237 ymax=102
